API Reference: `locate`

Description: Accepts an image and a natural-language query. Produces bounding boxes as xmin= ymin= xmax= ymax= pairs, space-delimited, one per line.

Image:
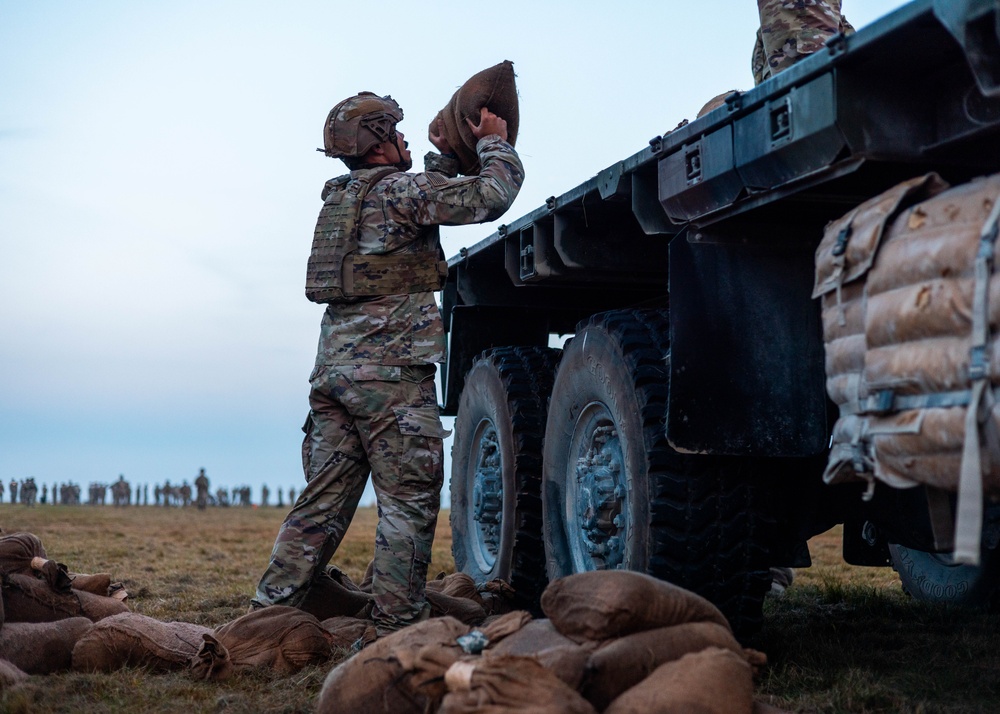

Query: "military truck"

xmin=441 ymin=0 xmax=1000 ymax=635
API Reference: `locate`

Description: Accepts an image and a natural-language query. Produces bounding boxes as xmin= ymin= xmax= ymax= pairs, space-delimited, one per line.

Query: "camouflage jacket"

xmin=314 ymin=134 xmax=524 ymax=367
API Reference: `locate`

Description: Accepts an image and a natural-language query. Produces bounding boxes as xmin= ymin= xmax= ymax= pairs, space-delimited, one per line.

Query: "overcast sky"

xmin=0 ymin=0 xmax=910 ymax=505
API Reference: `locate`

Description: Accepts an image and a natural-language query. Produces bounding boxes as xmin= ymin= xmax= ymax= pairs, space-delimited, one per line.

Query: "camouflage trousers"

xmin=752 ymin=0 xmax=854 ymax=85
xmin=253 ymin=363 xmax=448 ymax=636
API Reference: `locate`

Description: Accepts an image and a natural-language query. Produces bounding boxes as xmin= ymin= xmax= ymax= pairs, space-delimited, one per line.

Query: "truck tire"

xmin=889 ymin=506 xmax=1000 ymax=606
xmin=541 ymin=309 xmax=771 ymax=636
xmin=450 ymin=346 xmax=561 ymax=609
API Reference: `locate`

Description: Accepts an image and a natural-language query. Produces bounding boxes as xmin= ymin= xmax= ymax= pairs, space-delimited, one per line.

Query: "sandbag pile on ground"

xmin=0 ymin=531 xmax=130 ymax=626
xmin=317 ymin=570 xmax=783 ymax=714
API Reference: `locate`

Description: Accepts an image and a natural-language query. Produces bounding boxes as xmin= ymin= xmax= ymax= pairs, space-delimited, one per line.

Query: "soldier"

xmin=9 ymin=479 xmax=17 ymax=504
xmin=752 ymin=0 xmax=854 ymax=85
xmin=195 ymin=468 xmax=209 ymax=510
xmin=261 ymin=483 xmax=270 ymax=507
xmin=251 ymin=92 xmax=523 ymax=639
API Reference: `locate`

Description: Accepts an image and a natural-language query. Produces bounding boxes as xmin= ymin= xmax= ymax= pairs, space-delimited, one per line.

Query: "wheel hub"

xmin=471 ymin=423 xmax=503 ymax=564
xmin=574 ymin=423 xmax=627 ymax=569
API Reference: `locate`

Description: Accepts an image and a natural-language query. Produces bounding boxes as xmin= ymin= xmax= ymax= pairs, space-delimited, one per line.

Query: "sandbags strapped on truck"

xmin=815 ymin=172 xmax=1000 ymax=564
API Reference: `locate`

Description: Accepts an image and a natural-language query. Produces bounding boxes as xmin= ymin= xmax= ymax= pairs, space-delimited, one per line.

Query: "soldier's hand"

xmin=428 ymin=116 xmax=453 ymax=154
xmin=466 ymin=107 xmax=508 ymax=142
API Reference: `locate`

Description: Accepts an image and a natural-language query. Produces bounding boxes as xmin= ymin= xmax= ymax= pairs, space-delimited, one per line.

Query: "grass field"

xmin=0 ymin=503 xmax=997 ymax=713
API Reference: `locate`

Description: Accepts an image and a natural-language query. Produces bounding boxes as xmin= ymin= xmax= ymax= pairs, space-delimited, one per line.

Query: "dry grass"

xmin=0 ymin=507 xmax=997 ymax=712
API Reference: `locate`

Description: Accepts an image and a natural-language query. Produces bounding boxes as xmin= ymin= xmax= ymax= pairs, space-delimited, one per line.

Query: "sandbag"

xmin=426 ymin=572 xmax=485 ymax=607
xmin=583 ymin=621 xmax=743 ymax=710
xmin=604 ymin=646 xmax=754 ymax=714
xmin=540 ymin=571 xmax=730 ymax=643
xmin=77 ymin=589 xmax=130 ymax=621
xmin=299 ymin=567 xmax=373 ymax=620
xmin=72 ymin=612 xmax=211 ymax=673
xmin=3 ymin=572 xmax=83 ymax=622
xmin=438 ymin=654 xmax=598 ymax=714
xmin=426 ymin=587 xmax=487 ymax=625
xmin=69 ymin=572 xmax=113 ymax=596
xmin=316 ymin=616 xmax=470 ymax=714
xmin=478 ymin=578 xmax=516 ymax=616
xmin=429 ymin=60 xmax=519 ymax=176
xmin=191 ymin=606 xmax=331 ymax=681
xmin=0 ymin=658 xmax=29 ymax=688
xmin=0 ymin=618 xmax=93 ymax=674
xmin=320 ymin=616 xmax=372 ymax=649
xmin=486 ymin=616 xmax=591 ymax=686
xmin=0 ymin=533 xmax=46 ymax=575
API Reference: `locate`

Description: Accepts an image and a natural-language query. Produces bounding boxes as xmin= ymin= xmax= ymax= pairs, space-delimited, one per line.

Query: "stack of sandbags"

xmin=429 ymin=60 xmax=519 ymax=176
xmin=72 ymin=612 xmax=212 ymax=673
xmin=299 ymin=565 xmax=373 ymax=620
xmin=315 ymin=571 xmax=782 ymax=713
xmin=191 ymin=605 xmax=332 ymax=681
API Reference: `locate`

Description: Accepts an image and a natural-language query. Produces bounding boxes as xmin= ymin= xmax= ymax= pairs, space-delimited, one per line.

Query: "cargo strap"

xmin=955 ymin=194 xmax=1000 ymax=564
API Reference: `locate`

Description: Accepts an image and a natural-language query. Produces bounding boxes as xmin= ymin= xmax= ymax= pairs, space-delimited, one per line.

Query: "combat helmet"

xmin=322 ymin=91 xmax=403 ymax=160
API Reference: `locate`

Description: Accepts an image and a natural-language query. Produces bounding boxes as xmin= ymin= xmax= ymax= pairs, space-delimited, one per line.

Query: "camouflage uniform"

xmin=752 ymin=0 xmax=855 ymax=85
xmin=195 ymin=469 xmax=209 ymax=510
xmin=254 ymin=134 xmax=524 ymax=636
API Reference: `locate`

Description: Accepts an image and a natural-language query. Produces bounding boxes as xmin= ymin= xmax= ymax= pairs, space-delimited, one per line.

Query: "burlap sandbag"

xmin=320 ymin=616 xmax=372 ymax=649
xmin=427 ymin=572 xmax=486 ymax=607
xmin=541 ymin=571 xmax=730 ymax=643
xmin=605 ymin=646 xmax=754 ymax=714
xmin=0 ymin=533 xmax=46 ymax=575
xmin=316 ymin=616 xmax=470 ymax=714
xmin=299 ymin=567 xmax=373 ymax=620
xmin=486 ymin=617 xmax=591 ymax=688
xmin=438 ymin=654 xmax=598 ymax=714
xmin=583 ymin=621 xmax=743 ymax=710
xmin=68 ymin=572 xmax=113 ymax=596
xmin=72 ymin=612 xmax=211 ymax=673
xmin=0 ymin=618 xmax=93 ymax=674
xmin=429 ymin=60 xmax=519 ymax=176
xmin=0 ymin=658 xmax=29 ymax=688
xmin=191 ymin=605 xmax=332 ymax=681
xmin=479 ymin=578 xmax=516 ymax=616
xmin=3 ymin=572 xmax=82 ymax=622
xmin=426 ymin=588 xmax=487 ymax=625
xmin=77 ymin=589 xmax=130 ymax=621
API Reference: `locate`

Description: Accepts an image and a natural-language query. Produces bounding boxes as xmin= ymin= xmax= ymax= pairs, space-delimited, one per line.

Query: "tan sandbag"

xmin=438 ymin=654 xmax=598 ymax=714
xmin=316 ymin=616 xmax=469 ymax=714
xmin=3 ymin=572 xmax=83 ymax=622
xmin=191 ymin=605 xmax=331 ymax=681
xmin=604 ymin=646 xmax=754 ymax=714
xmin=68 ymin=572 xmax=113 ymax=596
xmin=696 ymin=90 xmax=739 ymax=119
xmin=429 ymin=60 xmax=519 ymax=176
xmin=540 ymin=571 xmax=730 ymax=643
xmin=426 ymin=587 xmax=487 ymax=625
xmin=320 ymin=616 xmax=371 ymax=649
xmin=0 ymin=533 xmax=46 ymax=575
xmin=0 ymin=618 xmax=93 ymax=674
xmin=583 ymin=621 xmax=743 ymax=710
xmin=72 ymin=612 xmax=211 ymax=673
xmin=77 ymin=589 xmax=130 ymax=622
xmin=426 ymin=572 xmax=486 ymax=607
xmin=0 ymin=657 xmax=29 ymax=688
xmin=489 ymin=620 xmax=592 ymax=690
xmin=477 ymin=610 xmax=532 ymax=644
xmin=299 ymin=567 xmax=373 ymax=620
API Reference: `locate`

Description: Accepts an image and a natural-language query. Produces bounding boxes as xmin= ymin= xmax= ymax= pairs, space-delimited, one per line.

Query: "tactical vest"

xmin=305 ymin=168 xmax=448 ymax=304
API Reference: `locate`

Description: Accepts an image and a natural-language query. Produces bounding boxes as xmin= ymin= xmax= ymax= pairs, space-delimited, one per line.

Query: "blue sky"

xmin=0 ymin=1 xmax=909 ymax=504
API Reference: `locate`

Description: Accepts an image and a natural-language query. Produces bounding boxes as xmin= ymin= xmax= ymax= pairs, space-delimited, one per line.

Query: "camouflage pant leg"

xmin=253 ymin=370 xmax=371 ymax=608
xmin=754 ymin=0 xmax=851 ymax=84
xmin=338 ymin=364 xmax=447 ymax=636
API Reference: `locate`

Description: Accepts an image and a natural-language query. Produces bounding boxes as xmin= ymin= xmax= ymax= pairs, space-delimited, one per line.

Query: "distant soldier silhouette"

xmin=261 ymin=484 xmax=270 ymax=507
xmin=195 ymin=468 xmax=210 ymax=510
